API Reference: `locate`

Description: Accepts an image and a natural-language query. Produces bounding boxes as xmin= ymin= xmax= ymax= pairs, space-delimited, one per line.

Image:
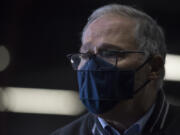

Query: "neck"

xmin=98 ymin=87 xmax=157 ymax=130
xmin=99 ymin=103 xmax=144 ymax=129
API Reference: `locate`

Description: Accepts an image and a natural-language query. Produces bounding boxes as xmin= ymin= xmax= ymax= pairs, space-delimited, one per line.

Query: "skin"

xmin=80 ymin=14 xmax=164 ymax=133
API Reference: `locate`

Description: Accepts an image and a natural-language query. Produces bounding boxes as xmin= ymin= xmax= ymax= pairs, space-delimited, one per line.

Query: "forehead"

xmin=81 ymin=14 xmax=137 ymax=52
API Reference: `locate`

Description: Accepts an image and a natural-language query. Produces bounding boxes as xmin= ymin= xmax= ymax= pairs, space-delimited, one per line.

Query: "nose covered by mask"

xmin=77 ymin=56 xmax=150 ymax=114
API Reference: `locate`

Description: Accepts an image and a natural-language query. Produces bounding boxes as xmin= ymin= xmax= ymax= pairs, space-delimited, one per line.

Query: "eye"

xmin=79 ymin=53 xmax=90 ymax=60
xmin=98 ymin=50 xmax=116 ymax=57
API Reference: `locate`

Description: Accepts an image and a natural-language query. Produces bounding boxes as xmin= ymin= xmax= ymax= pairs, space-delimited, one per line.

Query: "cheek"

xmin=134 ymin=66 xmax=150 ymax=90
xmin=116 ymin=56 xmax=142 ymax=70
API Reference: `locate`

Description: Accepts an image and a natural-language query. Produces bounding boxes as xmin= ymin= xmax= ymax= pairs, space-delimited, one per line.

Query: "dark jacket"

xmin=51 ymin=91 xmax=180 ymax=135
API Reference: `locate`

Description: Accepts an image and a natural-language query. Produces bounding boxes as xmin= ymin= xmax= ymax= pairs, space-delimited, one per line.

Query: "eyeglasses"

xmin=67 ymin=50 xmax=145 ymax=70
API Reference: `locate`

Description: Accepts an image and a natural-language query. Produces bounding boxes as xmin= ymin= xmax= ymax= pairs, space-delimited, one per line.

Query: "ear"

xmin=148 ymin=55 xmax=164 ymax=80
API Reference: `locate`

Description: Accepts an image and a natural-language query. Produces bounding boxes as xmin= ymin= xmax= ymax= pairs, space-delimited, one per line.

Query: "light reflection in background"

xmin=0 ymin=87 xmax=85 ymax=115
xmin=165 ymin=54 xmax=180 ymax=81
xmin=0 ymin=46 xmax=10 ymax=72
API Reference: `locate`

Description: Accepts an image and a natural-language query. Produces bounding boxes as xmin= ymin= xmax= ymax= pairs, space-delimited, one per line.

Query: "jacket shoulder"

xmin=50 ymin=113 xmax=95 ymax=135
xmin=166 ymin=104 xmax=180 ymax=124
xmin=163 ymin=104 xmax=180 ymax=134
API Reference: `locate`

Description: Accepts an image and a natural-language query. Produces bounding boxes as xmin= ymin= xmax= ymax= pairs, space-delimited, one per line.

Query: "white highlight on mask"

xmin=0 ymin=87 xmax=85 ymax=115
xmin=165 ymin=54 xmax=180 ymax=81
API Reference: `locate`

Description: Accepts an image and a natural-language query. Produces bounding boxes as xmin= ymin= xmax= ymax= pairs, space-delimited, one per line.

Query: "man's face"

xmin=81 ymin=14 xmax=149 ymax=88
xmin=80 ymin=14 xmax=153 ymax=115
xmin=81 ymin=14 xmax=145 ymax=70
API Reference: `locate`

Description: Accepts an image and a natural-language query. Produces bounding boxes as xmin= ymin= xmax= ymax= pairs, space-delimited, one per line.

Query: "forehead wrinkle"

xmin=82 ymin=14 xmax=138 ymax=53
xmin=86 ymin=21 xmax=126 ymax=41
xmin=84 ymin=14 xmax=136 ymax=43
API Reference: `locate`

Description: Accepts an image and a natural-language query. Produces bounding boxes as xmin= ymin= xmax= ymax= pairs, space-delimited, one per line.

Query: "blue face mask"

xmin=77 ymin=57 xmax=151 ymax=114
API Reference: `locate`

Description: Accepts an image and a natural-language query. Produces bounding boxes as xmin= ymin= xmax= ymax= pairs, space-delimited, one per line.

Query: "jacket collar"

xmin=143 ymin=90 xmax=170 ymax=133
xmin=91 ymin=90 xmax=170 ymax=135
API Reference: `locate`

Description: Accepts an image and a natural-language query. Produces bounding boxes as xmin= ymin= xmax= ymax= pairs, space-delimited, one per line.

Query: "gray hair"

xmin=81 ymin=4 xmax=166 ymax=88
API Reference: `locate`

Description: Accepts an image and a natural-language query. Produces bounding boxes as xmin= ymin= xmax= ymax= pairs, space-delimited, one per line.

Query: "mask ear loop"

xmin=115 ymin=55 xmax=118 ymax=67
xmin=134 ymin=80 xmax=151 ymax=95
xmin=134 ymin=57 xmax=152 ymax=95
xmin=135 ymin=57 xmax=152 ymax=72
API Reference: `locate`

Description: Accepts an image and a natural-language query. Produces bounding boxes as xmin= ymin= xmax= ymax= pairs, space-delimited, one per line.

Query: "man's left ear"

xmin=148 ymin=55 xmax=164 ymax=80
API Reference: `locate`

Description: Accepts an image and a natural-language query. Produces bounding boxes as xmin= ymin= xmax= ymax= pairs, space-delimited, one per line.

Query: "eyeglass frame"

xmin=67 ymin=50 xmax=145 ymax=69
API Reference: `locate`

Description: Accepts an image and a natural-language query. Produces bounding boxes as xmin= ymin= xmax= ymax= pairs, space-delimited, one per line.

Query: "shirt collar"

xmin=134 ymin=104 xmax=155 ymax=132
xmin=98 ymin=104 xmax=155 ymax=135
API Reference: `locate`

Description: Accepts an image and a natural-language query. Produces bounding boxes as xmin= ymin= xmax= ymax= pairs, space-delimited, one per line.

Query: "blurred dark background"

xmin=0 ymin=0 xmax=180 ymax=135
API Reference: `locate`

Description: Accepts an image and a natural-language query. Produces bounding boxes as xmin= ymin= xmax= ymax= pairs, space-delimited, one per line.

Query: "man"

xmin=51 ymin=4 xmax=180 ymax=135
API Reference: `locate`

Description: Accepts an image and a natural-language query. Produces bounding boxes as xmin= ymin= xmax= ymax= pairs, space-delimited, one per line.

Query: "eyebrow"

xmin=80 ymin=43 xmax=124 ymax=53
xmin=98 ymin=43 xmax=124 ymax=51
